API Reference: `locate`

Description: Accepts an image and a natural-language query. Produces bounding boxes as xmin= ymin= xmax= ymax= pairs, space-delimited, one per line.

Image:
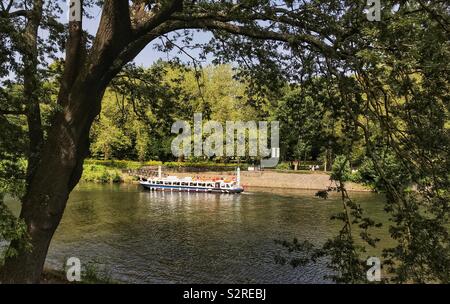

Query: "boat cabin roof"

xmin=149 ymin=176 xmax=234 ymax=184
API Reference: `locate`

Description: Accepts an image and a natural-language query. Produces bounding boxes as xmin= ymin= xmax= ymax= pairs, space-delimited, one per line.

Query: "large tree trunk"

xmin=0 ymin=0 xmax=185 ymax=283
xmin=0 ymin=83 xmax=105 ymax=283
xmin=0 ymin=0 xmax=136 ymax=283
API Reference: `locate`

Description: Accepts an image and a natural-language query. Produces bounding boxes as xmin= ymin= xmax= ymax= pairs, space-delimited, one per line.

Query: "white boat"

xmin=139 ymin=167 xmax=244 ymax=194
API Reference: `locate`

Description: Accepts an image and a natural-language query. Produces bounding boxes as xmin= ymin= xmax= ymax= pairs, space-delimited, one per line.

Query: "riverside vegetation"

xmin=0 ymin=1 xmax=449 ymax=283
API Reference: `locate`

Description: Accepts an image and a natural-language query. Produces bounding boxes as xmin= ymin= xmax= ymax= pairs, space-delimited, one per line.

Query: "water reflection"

xmin=8 ymin=183 xmax=390 ymax=283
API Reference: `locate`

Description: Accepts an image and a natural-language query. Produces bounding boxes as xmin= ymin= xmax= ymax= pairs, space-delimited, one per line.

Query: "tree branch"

xmin=79 ymin=0 xmax=133 ymax=87
xmin=168 ymin=18 xmax=343 ymax=59
xmin=57 ymin=0 xmax=85 ymax=107
xmin=131 ymin=0 xmax=184 ymax=37
xmin=417 ymin=0 xmax=450 ymax=33
xmin=5 ymin=9 xmax=31 ymax=18
xmin=109 ymin=11 xmax=345 ymax=83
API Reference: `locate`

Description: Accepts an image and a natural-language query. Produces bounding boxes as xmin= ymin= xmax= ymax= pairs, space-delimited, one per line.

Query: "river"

xmin=4 ymin=183 xmax=392 ymax=283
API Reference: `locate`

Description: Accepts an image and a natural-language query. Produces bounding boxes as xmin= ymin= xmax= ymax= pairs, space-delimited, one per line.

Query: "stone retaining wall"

xmin=165 ymin=171 xmax=370 ymax=192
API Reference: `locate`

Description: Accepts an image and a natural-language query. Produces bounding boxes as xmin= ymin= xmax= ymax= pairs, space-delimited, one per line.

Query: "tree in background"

xmin=0 ymin=0 xmax=448 ymax=284
xmin=270 ymin=1 xmax=450 ymax=283
xmin=276 ymin=83 xmax=333 ymax=168
xmin=90 ymin=63 xmax=266 ymax=162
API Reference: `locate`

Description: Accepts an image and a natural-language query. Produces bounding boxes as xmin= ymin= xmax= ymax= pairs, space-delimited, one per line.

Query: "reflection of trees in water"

xmin=48 ymin=185 xmax=389 ymax=283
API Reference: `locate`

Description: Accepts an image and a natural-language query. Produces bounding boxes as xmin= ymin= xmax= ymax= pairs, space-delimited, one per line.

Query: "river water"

xmin=5 ymin=183 xmax=391 ymax=283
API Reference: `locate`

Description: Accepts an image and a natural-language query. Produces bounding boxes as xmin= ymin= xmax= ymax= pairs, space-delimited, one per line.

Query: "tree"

xmin=105 ymin=61 xmax=196 ymax=161
xmin=272 ymin=1 xmax=450 ymax=283
xmin=0 ymin=0 xmax=448 ymax=284
xmin=276 ymin=84 xmax=332 ymax=164
xmin=0 ymin=110 xmax=28 ymax=262
xmin=0 ymin=0 xmax=346 ymax=283
xmin=90 ymin=117 xmax=132 ymax=160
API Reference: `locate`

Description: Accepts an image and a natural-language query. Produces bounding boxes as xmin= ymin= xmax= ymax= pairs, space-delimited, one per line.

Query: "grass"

xmin=270 ymin=169 xmax=329 ymax=175
xmin=81 ymin=164 xmax=123 ymax=183
xmin=82 ymin=159 xmax=249 ymax=184
xmin=81 ymin=159 xmax=332 ymax=184
xmin=84 ymin=159 xmax=246 ymax=170
xmin=84 ymin=159 xmax=144 ymax=170
xmin=82 ymin=262 xmax=116 ymax=284
xmin=42 ymin=263 xmax=116 ymax=284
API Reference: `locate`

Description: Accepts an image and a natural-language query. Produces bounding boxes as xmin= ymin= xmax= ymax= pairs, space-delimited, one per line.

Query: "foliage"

xmin=81 ymin=165 xmax=122 ymax=184
xmin=330 ymin=155 xmax=353 ymax=183
xmin=84 ymin=159 xmax=145 ymax=170
xmin=272 ymin=1 xmax=450 ymax=283
xmin=82 ymin=261 xmax=116 ymax=284
xmin=90 ymin=115 xmax=132 ymax=161
xmin=93 ymin=63 xmax=272 ymax=163
xmin=276 ymin=155 xmax=382 ymax=283
xmin=0 ymin=0 xmax=449 ymax=283
xmin=0 ymin=110 xmax=28 ymax=263
xmin=61 ymin=258 xmax=116 ymax=284
xmin=0 ymin=203 xmax=30 ymax=263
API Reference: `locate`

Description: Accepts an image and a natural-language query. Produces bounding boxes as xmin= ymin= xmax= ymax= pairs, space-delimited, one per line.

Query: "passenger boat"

xmin=139 ymin=167 xmax=244 ymax=194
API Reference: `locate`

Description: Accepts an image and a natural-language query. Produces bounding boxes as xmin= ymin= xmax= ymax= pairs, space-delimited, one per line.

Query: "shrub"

xmin=81 ymin=165 xmax=122 ymax=183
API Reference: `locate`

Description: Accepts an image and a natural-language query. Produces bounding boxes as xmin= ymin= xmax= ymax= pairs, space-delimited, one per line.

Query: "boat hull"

xmin=140 ymin=182 xmax=244 ymax=194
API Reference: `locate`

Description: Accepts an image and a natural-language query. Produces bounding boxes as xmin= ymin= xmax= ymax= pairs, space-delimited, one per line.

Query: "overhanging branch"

xmin=131 ymin=0 xmax=184 ymax=37
xmin=5 ymin=9 xmax=31 ymax=18
xmin=168 ymin=19 xmax=344 ymax=60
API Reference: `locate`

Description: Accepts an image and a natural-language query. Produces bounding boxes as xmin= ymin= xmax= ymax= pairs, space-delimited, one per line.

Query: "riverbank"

xmin=41 ymin=267 xmax=115 ymax=284
xmin=80 ymin=162 xmax=371 ymax=192
xmin=41 ymin=269 xmax=69 ymax=284
xmin=163 ymin=171 xmax=371 ymax=192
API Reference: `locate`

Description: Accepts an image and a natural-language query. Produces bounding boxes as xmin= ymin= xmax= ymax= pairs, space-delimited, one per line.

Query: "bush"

xmin=349 ymin=158 xmax=377 ymax=186
xmin=84 ymin=159 xmax=142 ymax=170
xmin=276 ymin=162 xmax=291 ymax=170
xmin=81 ymin=165 xmax=122 ymax=183
xmin=330 ymin=155 xmax=352 ymax=182
xmin=84 ymin=159 xmax=246 ymax=170
xmin=83 ymin=262 xmax=115 ymax=284
xmin=164 ymin=161 xmax=242 ymax=168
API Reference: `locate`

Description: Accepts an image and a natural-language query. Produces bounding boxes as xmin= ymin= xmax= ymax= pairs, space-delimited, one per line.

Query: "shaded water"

xmin=6 ymin=184 xmax=391 ymax=283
